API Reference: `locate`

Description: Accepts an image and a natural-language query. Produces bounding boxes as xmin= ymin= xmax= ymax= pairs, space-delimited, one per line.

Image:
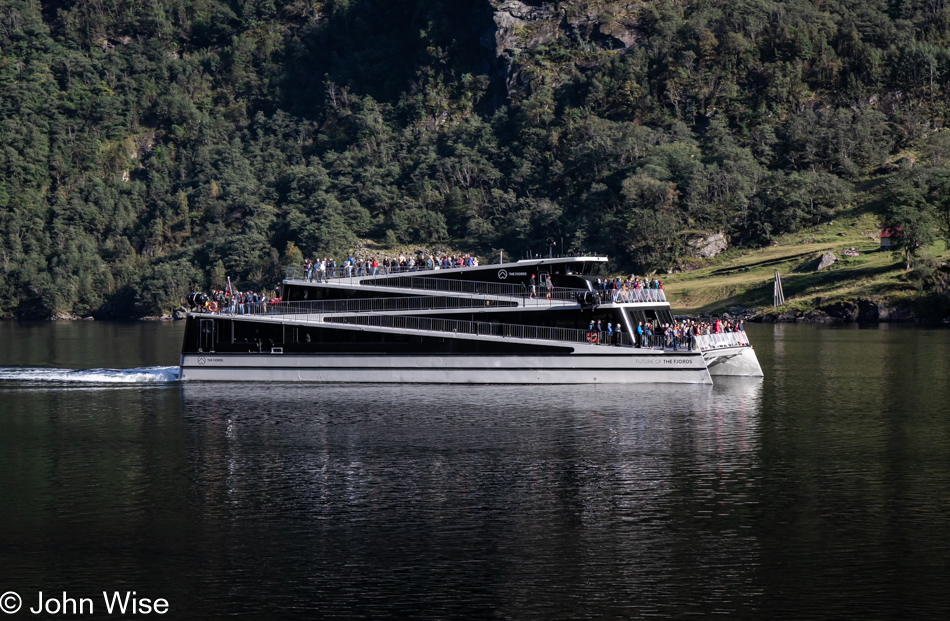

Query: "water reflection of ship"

xmin=179 ymin=380 xmax=764 ymax=610
xmin=180 ymin=381 xmax=763 ymax=485
xmin=180 ymin=382 xmax=764 ymax=493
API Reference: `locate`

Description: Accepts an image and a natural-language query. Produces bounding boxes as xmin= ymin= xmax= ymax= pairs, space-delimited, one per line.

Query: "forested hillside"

xmin=2 ymin=0 xmax=950 ymax=318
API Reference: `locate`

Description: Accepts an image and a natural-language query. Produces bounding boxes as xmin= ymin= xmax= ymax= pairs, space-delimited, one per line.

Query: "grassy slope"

xmin=662 ymin=181 xmax=950 ymax=315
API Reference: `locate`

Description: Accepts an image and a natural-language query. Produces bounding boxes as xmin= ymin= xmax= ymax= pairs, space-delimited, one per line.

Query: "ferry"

xmin=179 ymin=256 xmax=763 ymax=383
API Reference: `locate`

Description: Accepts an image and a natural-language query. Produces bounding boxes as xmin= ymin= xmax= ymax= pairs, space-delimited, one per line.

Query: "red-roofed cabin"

xmin=880 ymin=227 xmax=902 ymax=249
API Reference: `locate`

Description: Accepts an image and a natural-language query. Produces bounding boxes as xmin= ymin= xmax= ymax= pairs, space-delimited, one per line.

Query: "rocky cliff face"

xmin=758 ymin=296 xmax=948 ymax=324
xmin=485 ymin=1 xmax=558 ymax=60
xmin=483 ymin=1 xmax=642 ymax=97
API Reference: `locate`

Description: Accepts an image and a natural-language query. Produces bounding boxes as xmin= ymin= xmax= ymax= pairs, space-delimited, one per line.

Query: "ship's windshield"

xmin=572 ymin=261 xmax=602 ymax=275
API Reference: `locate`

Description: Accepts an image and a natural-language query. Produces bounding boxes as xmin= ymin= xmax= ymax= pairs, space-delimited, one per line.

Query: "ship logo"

xmin=497 ymin=269 xmax=508 ymax=280
xmin=197 ymin=357 xmax=206 ymax=365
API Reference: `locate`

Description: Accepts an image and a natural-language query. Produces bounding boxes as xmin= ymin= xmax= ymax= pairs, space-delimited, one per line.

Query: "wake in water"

xmin=0 ymin=366 xmax=181 ymax=385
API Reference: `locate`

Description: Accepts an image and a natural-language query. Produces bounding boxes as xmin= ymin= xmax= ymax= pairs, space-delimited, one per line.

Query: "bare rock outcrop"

xmin=758 ymin=297 xmax=927 ymax=323
xmin=487 ymin=1 xmax=559 ymax=60
xmin=687 ymin=232 xmax=728 ymax=258
xmin=487 ymin=1 xmax=641 ymax=57
xmin=815 ymin=252 xmax=838 ymax=271
xmin=484 ymin=1 xmax=643 ymax=98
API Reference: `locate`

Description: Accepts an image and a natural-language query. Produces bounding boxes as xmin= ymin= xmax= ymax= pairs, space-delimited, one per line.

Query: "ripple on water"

xmin=0 ymin=366 xmax=181 ymax=387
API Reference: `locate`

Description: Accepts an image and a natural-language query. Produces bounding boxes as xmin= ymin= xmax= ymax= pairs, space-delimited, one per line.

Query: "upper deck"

xmin=281 ymin=256 xmax=668 ymax=308
xmin=287 ymin=255 xmax=606 ymax=284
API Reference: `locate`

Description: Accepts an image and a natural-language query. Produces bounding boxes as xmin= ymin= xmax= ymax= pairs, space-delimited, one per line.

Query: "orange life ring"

xmin=208 ymin=301 xmax=219 ymax=312
xmin=586 ymin=332 xmax=598 ymax=343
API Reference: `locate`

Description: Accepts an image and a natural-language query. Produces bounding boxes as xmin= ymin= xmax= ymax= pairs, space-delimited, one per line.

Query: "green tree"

xmin=282 ymin=242 xmax=304 ymax=267
xmin=884 ymin=172 xmax=937 ymax=270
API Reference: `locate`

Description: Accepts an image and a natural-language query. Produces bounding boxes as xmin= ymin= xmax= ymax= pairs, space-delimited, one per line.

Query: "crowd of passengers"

xmin=193 ymin=289 xmax=278 ymax=314
xmin=587 ymin=317 xmax=746 ymax=350
xmin=301 ymin=254 xmax=479 ymax=281
xmin=593 ymin=276 xmax=666 ymax=302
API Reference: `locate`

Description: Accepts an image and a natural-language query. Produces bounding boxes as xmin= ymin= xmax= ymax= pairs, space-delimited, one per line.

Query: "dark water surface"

xmin=0 ymin=321 xmax=948 ymax=619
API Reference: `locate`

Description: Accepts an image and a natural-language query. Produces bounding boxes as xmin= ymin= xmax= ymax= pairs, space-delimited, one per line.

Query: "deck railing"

xmin=226 ymin=295 xmax=518 ymax=317
xmin=352 ymin=318 xmax=746 ymax=352
xmin=286 ymin=264 xmax=455 ymax=281
xmin=322 ymin=315 xmax=745 ymax=352
xmin=359 ymin=274 xmax=581 ymax=301
xmin=285 ymin=267 xmax=584 ymax=302
xmin=693 ymin=332 xmax=749 ymax=349
xmin=284 ymin=266 xmax=667 ymax=305
xmin=324 ymin=314 xmax=616 ymax=347
xmin=606 ymin=288 xmax=667 ymax=303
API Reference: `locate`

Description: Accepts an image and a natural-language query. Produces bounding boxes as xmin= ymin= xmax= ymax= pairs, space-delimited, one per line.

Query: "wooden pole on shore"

xmin=774 ymin=269 xmax=785 ymax=307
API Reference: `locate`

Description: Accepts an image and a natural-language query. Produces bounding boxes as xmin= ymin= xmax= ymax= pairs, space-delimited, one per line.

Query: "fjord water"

xmin=0 ymin=322 xmax=948 ymax=619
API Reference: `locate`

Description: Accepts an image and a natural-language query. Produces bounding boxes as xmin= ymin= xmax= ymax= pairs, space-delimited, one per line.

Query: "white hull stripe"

xmin=180 ymin=353 xmax=712 ymax=384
